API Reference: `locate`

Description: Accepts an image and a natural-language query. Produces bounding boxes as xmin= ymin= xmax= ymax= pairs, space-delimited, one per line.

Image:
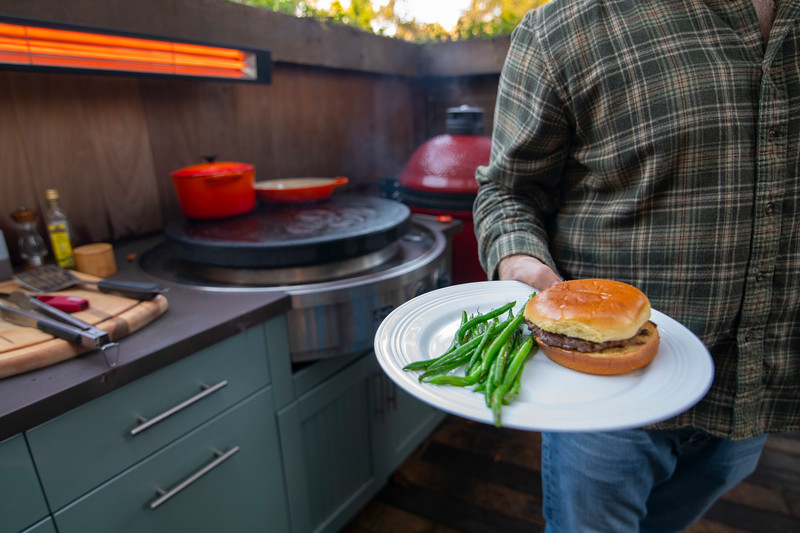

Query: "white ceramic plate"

xmin=375 ymin=281 xmax=714 ymax=431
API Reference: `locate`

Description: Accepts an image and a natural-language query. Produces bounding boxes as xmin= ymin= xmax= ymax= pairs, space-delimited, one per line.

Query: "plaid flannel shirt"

xmin=474 ymin=0 xmax=800 ymax=440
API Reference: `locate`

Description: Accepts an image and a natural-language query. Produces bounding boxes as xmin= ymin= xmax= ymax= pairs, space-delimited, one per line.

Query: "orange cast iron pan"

xmin=254 ymin=176 xmax=348 ymax=204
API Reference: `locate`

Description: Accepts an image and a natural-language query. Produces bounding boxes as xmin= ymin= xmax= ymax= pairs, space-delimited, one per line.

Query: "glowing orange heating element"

xmin=0 ymin=21 xmax=256 ymax=80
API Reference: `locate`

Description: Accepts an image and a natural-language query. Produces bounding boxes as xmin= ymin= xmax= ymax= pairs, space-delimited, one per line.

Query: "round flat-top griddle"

xmin=164 ymin=195 xmax=411 ymax=268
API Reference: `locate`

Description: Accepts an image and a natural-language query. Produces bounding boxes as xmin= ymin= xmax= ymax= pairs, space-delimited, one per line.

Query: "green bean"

xmin=465 ymin=321 xmax=498 ymax=375
xmin=417 ymin=336 xmax=483 ymax=380
xmin=402 ymin=343 xmax=459 ymax=371
xmin=503 ymin=337 xmax=535 ymax=388
xmin=501 ymin=351 xmax=527 ymax=405
xmin=486 ymin=338 xmax=512 ymax=407
xmin=428 ymin=314 xmax=513 ymax=376
xmin=402 ymin=298 xmax=541 ymax=427
xmin=418 ymin=357 xmax=470 ymax=381
xmin=455 ymin=301 xmax=515 ymax=344
xmin=425 ymin=364 xmax=482 ymax=386
xmin=491 ymin=337 xmax=534 ymax=427
xmin=441 ymin=309 xmax=471 ymax=352
xmin=404 ymin=309 xmax=471 ymax=371
xmin=480 ymin=313 xmax=526 ymax=376
xmin=502 ymin=374 xmax=522 ymax=405
xmin=426 ymin=335 xmax=483 ymax=371
xmin=403 ymin=359 xmax=436 ymax=371
xmin=492 ymin=334 xmax=514 ymax=386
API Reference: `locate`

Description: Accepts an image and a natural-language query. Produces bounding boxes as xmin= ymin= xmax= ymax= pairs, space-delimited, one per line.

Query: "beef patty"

xmin=526 ymin=322 xmax=648 ymax=353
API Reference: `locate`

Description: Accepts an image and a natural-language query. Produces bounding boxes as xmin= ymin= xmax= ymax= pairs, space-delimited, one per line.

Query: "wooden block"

xmin=74 ymin=243 xmax=117 ymax=278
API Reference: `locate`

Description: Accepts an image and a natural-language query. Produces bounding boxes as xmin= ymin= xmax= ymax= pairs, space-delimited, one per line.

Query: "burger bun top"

xmin=524 ymin=279 xmax=651 ymax=343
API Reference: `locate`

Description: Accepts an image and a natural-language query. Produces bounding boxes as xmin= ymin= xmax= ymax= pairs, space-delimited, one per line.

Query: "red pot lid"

xmin=171 ymin=161 xmax=253 ymax=178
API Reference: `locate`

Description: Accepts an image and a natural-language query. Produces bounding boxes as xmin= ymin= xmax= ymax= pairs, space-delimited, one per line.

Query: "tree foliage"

xmin=233 ymin=1 xmax=322 ymax=18
xmin=231 ymin=0 xmax=550 ymax=42
xmin=455 ymin=1 xmax=549 ymax=40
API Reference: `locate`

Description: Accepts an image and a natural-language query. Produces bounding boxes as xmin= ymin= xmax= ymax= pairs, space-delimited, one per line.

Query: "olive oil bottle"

xmin=44 ymin=189 xmax=75 ymax=268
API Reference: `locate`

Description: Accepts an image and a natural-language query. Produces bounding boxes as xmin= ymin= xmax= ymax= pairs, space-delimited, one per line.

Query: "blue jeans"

xmin=541 ymin=429 xmax=767 ymax=533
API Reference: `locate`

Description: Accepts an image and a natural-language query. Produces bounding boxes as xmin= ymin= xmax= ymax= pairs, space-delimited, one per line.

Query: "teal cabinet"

xmin=277 ymin=352 xmax=444 ymax=533
xmin=278 ymin=354 xmax=378 ymax=533
xmin=14 ymin=317 xmax=291 ymax=533
xmin=371 ymin=362 xmax=445 ymax=478
xmin=0 ymin=434 xmax=50 ymax=533
xmin=27 ymin=325 xmax=271 ymax=511
xmin=53 ymin=389 xmax=288 ymax=533
xmin=22 ymin=518 xmax=57 ymax=533
xmin=3 ymin=313 xmax=440 ymax=533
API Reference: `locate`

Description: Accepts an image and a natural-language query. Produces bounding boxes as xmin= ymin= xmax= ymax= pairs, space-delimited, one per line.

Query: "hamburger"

xmin=524 ymin=279 xmax=659 ymax=375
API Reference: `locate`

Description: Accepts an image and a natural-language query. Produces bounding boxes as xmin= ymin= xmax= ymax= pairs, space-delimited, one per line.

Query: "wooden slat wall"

xmin=0 ymin=0 xmax=506 ymax=263
xmin=2 ymin=71 xmax=169 ymax=245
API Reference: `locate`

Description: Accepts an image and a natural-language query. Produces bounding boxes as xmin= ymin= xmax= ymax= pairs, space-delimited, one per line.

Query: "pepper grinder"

xmin=10 ymin=206 xmax=48 ymax=268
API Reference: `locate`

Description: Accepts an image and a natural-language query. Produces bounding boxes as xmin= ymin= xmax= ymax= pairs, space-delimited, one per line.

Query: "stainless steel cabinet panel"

xmin=0 ymin=434 xmax=50 ymax=533
xmin=53 ymin=389 xmax=289 ymax=533
xmin=26 ymin=324 xmax=271 ymax=510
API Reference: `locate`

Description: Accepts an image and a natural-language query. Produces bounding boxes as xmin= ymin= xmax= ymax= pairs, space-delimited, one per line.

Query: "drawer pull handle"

xmin=130 ymin=380 xmax=228 ymax=436
xmin=149 ymin=446 xmax=240 ymax=510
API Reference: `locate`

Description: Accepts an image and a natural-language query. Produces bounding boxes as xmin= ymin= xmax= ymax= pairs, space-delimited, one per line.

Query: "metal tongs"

xmin=0 ymin=290 xmax=120 ymax=368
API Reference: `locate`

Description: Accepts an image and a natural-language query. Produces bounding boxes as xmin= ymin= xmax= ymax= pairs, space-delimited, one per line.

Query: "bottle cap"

xmin=11 ymin=207 xmax=38 ymax=223
xmin=45 ymin=189 xmax=60 ymax=201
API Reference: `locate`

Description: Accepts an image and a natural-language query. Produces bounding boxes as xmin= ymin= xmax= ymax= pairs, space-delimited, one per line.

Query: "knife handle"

xmin=96 ymin=280 xmax=165 ymax=301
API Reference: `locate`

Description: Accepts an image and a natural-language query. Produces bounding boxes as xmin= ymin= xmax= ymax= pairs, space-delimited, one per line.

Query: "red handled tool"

xmin=36 ymin=294 xmax=89 ymax=312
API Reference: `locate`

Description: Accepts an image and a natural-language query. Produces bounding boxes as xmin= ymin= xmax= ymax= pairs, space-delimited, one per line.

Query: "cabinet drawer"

xmin=27 ymin=325 xmax=270 ymax=510
xmin=0 ymin=435 xmax=50 ymax=533
xmin=53 ymin=388 xmax=289 ymax=533
xmin=22 ymin=518 xmax=57 ymax=533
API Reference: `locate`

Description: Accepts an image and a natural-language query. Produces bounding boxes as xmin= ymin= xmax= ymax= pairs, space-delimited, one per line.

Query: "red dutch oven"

xmin=170 ymin=159 xmax=256 ymax=219
xmin=398 ymin=106 xmax=491 ymax=285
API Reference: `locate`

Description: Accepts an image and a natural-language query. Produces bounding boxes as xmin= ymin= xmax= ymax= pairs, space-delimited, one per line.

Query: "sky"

xmin=315 ymin=0 xmax=473 ymax=31
xmin=393 ymin=0 xmax=473 ymax=28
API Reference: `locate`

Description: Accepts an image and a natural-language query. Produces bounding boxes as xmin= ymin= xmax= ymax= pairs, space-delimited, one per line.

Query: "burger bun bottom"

xmin=536 ymin=321 xmax=659 ymax=375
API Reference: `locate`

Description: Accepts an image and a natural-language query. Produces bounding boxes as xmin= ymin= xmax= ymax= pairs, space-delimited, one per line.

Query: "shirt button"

xmin=768 ymin=129 xmax=776 ymax=141
xmin=756 ymin=272 xmax=765 ymax=282
xmin=744 ymin=333 xmax=752 ymax=343
xmin=765 ymin=202 xmax=774 ymax=214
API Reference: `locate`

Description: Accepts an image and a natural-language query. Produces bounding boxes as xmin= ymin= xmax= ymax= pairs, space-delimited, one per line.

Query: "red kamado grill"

xmin=398 ymin=105 xmax=491 ymax=285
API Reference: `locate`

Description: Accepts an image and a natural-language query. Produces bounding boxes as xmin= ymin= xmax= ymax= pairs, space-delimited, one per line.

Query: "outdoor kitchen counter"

xmin=0 ymin=234 xmax=292 ymax=442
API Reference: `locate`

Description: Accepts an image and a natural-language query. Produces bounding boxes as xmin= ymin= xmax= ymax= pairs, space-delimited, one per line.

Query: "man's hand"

xmin=497 ymin=254 xmax=562 ymax=290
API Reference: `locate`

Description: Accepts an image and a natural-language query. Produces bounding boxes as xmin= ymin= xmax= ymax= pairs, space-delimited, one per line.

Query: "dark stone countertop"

xmin=0 ymin=234 xmax=292 ymax=442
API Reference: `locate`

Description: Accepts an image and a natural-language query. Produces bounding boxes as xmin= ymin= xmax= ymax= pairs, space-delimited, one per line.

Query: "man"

xmin=473 ymin=1 xmax=799 ymax=531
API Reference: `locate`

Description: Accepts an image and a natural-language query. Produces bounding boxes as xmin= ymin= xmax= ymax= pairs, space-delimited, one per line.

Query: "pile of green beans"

xmin=403 ymin=299 xmax=537 ymax=427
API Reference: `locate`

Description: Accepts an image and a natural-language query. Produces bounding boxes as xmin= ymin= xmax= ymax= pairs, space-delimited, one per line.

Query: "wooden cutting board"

xmin=0 ymin=274 xmax=168 ymax=379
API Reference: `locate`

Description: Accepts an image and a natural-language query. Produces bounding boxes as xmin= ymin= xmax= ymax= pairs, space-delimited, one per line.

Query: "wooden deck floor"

xmin=343 ymin=415 xmax=800 ymax=533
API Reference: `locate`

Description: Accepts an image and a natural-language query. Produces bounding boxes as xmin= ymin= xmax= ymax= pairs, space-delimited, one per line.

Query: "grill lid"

xmin=164 ymin=195 xmax=410 ymax=268
xmin=397 ymin=106 xmax=491 ymax=204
